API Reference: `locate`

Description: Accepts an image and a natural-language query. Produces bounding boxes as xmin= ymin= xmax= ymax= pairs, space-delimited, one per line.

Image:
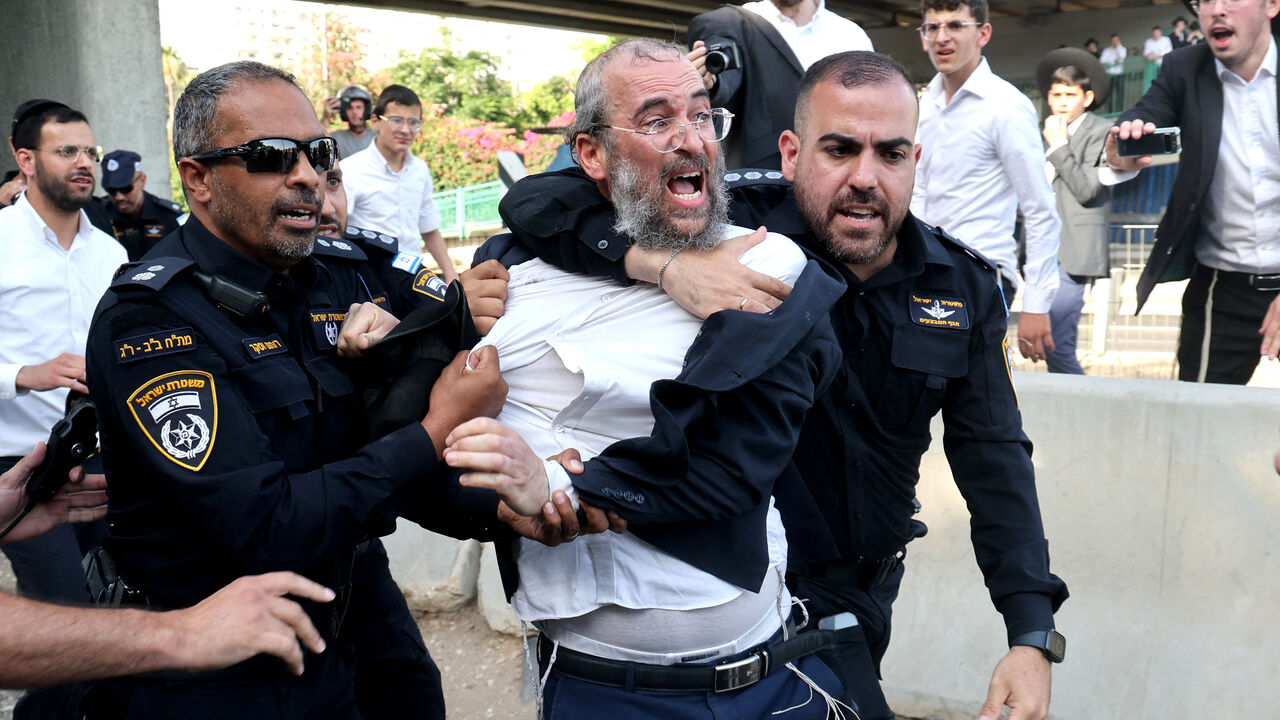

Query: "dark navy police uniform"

xmin=96 ymin=192 xmax=184 ymax=261
xmin=496 ymin=168 xmax=1068 ymax=720
xmin=83 ymin=217 xmax=496 ymax=718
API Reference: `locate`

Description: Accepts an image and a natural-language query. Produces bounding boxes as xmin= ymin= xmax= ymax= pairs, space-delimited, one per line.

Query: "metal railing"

xmin=434 ymin=180 xmax=504 ymax=239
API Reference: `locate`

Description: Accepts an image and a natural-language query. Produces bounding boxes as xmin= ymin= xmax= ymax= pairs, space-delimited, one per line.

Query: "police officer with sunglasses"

xmin=95 ymin=149 xmax=184 ymax=261
xmin=79 ymin=61 xmax=532 ymax=719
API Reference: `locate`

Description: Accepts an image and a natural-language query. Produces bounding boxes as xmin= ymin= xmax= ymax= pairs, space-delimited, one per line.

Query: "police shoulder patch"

xmin=109 ymin=257 xmax=195 ymax=292
xmin=116 ymin=327 xmax=196 ymax=364
xmin=127 ymin=370 xmax=217 ymax=471
xmin=908 ymin=292 xmax=970 ymax=329
xmin=723 ymin=168 xmax=790 ymax=190
xmin=308 ymin=309 xmax=348 ymax=350
xmin=411 ymin=268 xmax=448 ymax=301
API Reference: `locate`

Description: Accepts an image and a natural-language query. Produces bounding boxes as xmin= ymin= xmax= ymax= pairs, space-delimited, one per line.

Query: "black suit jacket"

xmin=1120 ymin=38 xmax=1280 ymax=311
xmin=689 ymin=5 xmax=804 ymax=170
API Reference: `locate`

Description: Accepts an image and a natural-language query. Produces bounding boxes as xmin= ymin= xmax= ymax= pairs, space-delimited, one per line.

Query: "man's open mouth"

xmin=667 ymin=170 xmax=704 ymax=201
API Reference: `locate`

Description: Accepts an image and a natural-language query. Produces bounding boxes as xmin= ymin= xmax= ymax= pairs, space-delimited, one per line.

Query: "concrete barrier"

xmin=386 ymin=373 xmax=1280 ymax=718
xmin=382 ymin=520 xmax=480 ymax=613
xmin=881 ymin=373 xmax=1280 ymax=719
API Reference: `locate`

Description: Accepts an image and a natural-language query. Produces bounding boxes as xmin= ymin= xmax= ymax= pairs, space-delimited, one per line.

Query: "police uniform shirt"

xmin=756 ymin=190 xmax=1066 ymax=638
xmin=86 ymin=216 xmax=440 ymax=612
xmin=101 ymin=191 xmax=184 ymax=261
xmin=0 ymin=194 xmax=127 ymax=456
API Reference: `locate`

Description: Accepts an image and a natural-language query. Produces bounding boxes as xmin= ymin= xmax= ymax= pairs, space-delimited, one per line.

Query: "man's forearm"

xmin=0 ymin=593 xmax=187 ymax=687
xmin=420 ymin=229 xmax=457 ymax=282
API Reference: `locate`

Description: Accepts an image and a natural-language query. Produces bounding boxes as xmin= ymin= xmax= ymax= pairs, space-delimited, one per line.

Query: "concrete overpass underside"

xmin=345 ymin=0 xmax=1182 ymax=36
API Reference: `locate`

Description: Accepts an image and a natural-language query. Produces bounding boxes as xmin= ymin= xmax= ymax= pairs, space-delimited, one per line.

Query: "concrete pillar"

xmin=1 ymin=0 xmax=172 ymax=200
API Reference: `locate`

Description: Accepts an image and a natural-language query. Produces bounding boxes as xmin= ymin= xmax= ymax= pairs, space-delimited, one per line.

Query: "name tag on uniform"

xmin=242 ymin=334 xmax=288 ymax=360
xmin=908 ymin=293 xmax=969 ymax=329
xmin=309 ymin=309 xmax=347 ymax=350
xmin=116 ymin=328 xmax=196 ymax=364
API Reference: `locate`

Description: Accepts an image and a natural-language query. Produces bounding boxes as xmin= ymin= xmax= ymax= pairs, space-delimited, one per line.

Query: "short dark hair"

xmin=795 ymin=51 xmax=915 ymax=136
xmin=1152 ymin=25 xmax=1162 ymax=31
xmin=12 ymin=102 xmax=89 ymax=151
xmin=1110 ymin=33 xmax=1120 ymax=39
xmin=1049 ymin=65 xmax=1092 ymax=93
xmin=373 ymin=85 xmax=421 ymax=116
xmin=1173 ymin=16 xmax=1187 ymax=25
xmin=920 ymin=0 xmax=988 ymax=26
xmin=173 ymin=61 xmax=301 ymax=161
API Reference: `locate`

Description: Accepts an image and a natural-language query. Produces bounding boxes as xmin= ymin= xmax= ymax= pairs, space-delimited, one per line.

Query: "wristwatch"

xmin=1010 ymin=630 xmax=1066 ymax=663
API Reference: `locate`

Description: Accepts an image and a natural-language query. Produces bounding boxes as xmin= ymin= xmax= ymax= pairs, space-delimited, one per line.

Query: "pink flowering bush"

xmin=413 ymin=106 xmax=571 ymax=190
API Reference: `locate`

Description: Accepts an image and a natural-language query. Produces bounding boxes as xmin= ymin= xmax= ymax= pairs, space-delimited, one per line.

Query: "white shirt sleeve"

xmin=996 ymin=99 xmax=1061 ymax=314
xmin=0 ymin=363 xmax=20 ymax=399
xmin=418 ymin=166 xmax=441 ymax=234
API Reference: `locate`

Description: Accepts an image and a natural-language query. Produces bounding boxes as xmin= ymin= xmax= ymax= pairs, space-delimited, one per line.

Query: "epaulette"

xmin=345 ymin=225 xmax=399 ymax=256
xmin=313 ymin=235 xmax=369 ymax=262
xmin=109 ymin=257 xmax=195 ymax=291
xmin=158 ymin=199 xmax=183 ymax=214
xmin=930 ymin=225 xmax=998 ymax=274
xmin=723 ymin=168 xmax=790 ymax=190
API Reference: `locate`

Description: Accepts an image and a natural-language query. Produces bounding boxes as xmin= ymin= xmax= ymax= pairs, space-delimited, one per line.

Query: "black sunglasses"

xmin=187 ymin=136 xmax=337 ymax=174
xmin=107 ymin=183 xmax=134 ymax=196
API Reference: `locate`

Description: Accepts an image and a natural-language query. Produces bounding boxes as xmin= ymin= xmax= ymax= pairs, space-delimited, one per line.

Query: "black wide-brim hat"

xmin=1037 ymin=47 xmax=1110 ymax=110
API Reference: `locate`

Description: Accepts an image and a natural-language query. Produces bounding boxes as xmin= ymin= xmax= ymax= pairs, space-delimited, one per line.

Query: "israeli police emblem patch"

xmin=127 ymin=370 xmax=217 ymax=471
xmin=412 ymin=268 xmax=448 ymax=302
xmin=908 ymin=293 xmax=969 ymax=329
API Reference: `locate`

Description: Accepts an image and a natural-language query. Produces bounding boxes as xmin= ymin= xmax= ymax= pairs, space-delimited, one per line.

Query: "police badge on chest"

xmin=308 ymin=309 xmax=347 ymax=350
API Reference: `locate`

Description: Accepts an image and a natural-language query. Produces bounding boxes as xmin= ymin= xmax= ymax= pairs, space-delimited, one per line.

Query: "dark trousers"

xmin=346 ymin=540 xmax=446 ymax=720
xmin=788 ymin=565 xmax=904 ymax=720
xmin=1046 ymin=268 xmax=1090 ymax=375
xmin=0 ymin=455 xmax=105 ymax=720
xmin=1177 ymin=264 xmax=1279 ymax=384
xmin=541 ymin=653 xmax=841 ymax=720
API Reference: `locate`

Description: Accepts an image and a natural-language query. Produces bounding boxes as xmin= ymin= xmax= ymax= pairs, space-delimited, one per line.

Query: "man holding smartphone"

xmin=1106 ymin=0 xmax=1280 ymax=384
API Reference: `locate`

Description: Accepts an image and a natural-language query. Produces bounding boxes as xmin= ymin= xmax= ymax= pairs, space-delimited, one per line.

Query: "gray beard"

xmin=608 ymin=152 xmax=730 ymax=253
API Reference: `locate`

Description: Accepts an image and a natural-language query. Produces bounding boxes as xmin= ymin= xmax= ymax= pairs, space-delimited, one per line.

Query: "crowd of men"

xmin=0 ymin=0 xmax=1276 ymax=717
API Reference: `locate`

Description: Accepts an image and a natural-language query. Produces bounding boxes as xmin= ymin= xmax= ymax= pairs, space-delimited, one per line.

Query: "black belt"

xmin=793 ymin=550 xmax=906 ymax=592
xmin=537 ymin=626 xmax=842 ymax=694
xmin=1211 ymin=268 xmax=1280 ymax=292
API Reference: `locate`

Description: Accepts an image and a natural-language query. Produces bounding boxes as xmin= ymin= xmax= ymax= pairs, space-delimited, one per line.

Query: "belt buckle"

xmin=1252 ymin=273 xmax=1280 ymax=291
xmin=712 ymin=650 xmax=769 ymax=693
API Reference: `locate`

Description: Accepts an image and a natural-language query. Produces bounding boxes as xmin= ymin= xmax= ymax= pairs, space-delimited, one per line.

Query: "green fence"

xmin=434 ymin=180 xmax=504 ymax=238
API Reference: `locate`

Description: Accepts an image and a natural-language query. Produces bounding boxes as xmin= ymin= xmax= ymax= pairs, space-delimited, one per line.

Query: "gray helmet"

xmin=338 ymin=85 xmax=374 ymax=123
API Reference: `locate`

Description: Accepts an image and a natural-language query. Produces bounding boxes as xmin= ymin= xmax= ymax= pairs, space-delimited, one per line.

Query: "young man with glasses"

xmin=342 ymin=84 xmax=457 ymax=283
xmin=96 ymin=149 xmax=184 ymax=261
xmin=911 ymin=0 xmax=1063 ymax=366
xmin=0 ymin=98 xmax=128 ymax=720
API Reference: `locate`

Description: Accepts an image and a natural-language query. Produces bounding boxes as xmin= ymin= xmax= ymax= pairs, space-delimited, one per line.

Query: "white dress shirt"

xmin=1143 ymin=35 xmax=1173 ymax=64
xmin=1199 ymin=37 xmax=1280 ymax=273
xmin=342 ymin=144 xmax=442 ymax=257
xmin=0 ymin=195 xmax=127 ymax=456
xmin=912 ymin=58 xmax=1062 ymax=313
xmin=1100 ymin=45 xmax=1127 ymax=75
xmin=474 ymin=227 xmax=805 ymax=663
xmin=741 ymin=0 xmax=873 ymax=69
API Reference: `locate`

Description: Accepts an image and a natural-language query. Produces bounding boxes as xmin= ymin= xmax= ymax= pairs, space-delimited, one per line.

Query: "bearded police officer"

xmin=495 ymin=51 xmax=1068 ymax=720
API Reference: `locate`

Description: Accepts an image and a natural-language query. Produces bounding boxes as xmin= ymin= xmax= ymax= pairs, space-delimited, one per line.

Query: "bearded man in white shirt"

xmin=911 ymin=0 xmax=1063 ymax=364
xmin=342 ymin=84 xmax=458 ymax=283
xmin=444 ymin=38 xmax=849 ymax=720
xmin=0 ymin=99 xmax=127 ymax=719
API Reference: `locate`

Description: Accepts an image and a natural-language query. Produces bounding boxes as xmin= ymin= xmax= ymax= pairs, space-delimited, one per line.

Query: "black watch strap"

xmin=1010 ymin=630 xmax=1066 ymax=663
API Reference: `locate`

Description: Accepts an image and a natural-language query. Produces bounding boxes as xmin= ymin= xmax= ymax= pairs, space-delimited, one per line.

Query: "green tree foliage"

xmin=390 ymin=30 xmax=518 ymax=124
xmin=515 ymin=74 xmax=575 ymax=131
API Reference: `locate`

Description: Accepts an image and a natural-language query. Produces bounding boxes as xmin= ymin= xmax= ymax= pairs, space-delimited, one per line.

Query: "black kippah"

xmin=10 ymin=99 xmax=68 ymax=139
